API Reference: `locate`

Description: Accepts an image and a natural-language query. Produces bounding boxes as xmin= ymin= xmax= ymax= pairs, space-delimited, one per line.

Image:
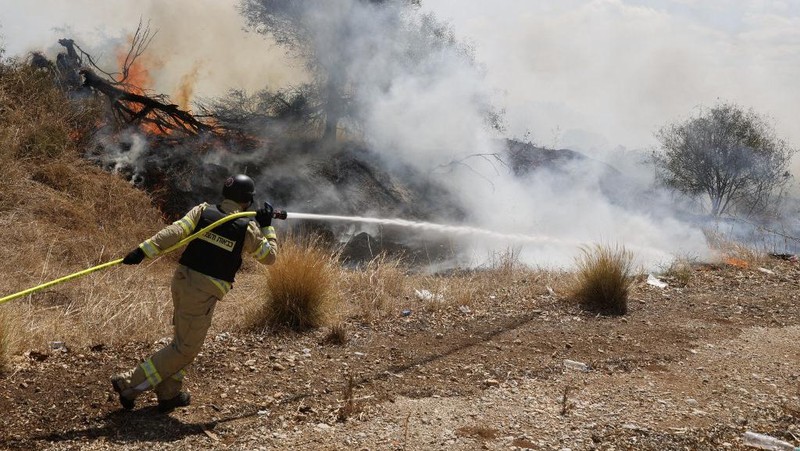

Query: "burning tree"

xmin=43 ymin=23 xmax=217 ymax=137
xmin=653 ymin=102 xmax=795 ymax=217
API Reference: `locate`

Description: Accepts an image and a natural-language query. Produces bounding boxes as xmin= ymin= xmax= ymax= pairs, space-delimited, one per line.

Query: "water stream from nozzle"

xmin=287 ymin=213 xmax=578 ymax=246
xmin=285 ymin=212 xmax=674 ymax=261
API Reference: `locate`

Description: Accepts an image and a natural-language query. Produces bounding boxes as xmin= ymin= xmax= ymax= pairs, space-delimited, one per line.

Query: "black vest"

xmin=179 ymin=205 xmax=250 ymax=283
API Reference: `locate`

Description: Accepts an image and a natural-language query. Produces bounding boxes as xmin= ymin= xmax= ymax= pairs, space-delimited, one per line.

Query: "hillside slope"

xmin=0 ymin=63 xmax=169 ymax=350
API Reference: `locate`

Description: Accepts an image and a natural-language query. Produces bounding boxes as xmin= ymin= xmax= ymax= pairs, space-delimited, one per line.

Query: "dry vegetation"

xmin=244 ymin=237 xmax=340 ymax=332
xmin=571 ymin=243 xmax=634 ymax=315
xmin=0 ymin=61 xmax=167 ymax=355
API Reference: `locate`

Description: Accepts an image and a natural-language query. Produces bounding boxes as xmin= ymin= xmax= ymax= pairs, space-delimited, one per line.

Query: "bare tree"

xmin=653 ymin=102 xmax=794 ymax=217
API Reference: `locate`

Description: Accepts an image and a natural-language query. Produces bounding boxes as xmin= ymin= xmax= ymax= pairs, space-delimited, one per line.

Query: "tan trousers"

xmin=114 ymin=266 xmax=220 ymax=401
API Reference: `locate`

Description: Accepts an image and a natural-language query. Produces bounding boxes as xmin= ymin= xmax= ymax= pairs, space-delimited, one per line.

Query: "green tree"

xmin=653 ymin=102 xmax=794 ymax=217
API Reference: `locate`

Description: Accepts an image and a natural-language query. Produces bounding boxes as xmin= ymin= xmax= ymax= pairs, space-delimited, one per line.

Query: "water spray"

xmin=287 ymin=212 xmax=579 ymax=246
xmin=285 ymin=212 xmax=674 ymax=261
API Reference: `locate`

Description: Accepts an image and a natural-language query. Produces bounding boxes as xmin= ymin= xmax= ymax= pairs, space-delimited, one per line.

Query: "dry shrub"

xmin=447 ymin=272 xmax=481 ymax=307
xmin=703 ymin=228 xmax=767 ymax=267
xmin=336 ymin=374 xmax=360 ymax=422
xmin=324 ymin=323 xmax=348 ymax=345
xmin=247 ymin=237 xmax=339 ymax=331
xmin=572 ymin=244 xmax=633 ymax=316
xmin=662 ymin=257 xmax=694 ymax=287
xmin=342 ymin=254 xmax=407 ymax=321
xmin=487 ymin=247 xmax=521 ymax=284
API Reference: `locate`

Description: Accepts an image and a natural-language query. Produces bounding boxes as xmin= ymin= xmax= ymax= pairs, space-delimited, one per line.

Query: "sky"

xmin=1 ymin=0 xmax=798 ymax=267
xmin=422 ymin=0 xmax=800 ymax=156
xmin=1 ymin=0 xmax=798 ymax=156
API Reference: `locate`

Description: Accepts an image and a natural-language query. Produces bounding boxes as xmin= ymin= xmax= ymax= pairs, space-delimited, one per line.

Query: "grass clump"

xmin=663 ymin=257 xmax=694 ymax=287
xmin=342 ymin=254 xmax=407 ymax=321
xmin=323 ymin=323 xmax=348 ymax=345
xmin=572 ymin=244 xmax=633 ymax=316
xmin=249 ymin=237 xmax=339 ymax=331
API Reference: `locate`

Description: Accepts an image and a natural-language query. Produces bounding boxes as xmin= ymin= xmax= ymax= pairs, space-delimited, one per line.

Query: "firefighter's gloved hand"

xmin=123 ymin=247 xmax=145 ymax=265
xmin=255 ymin=202 xmax=274 ymax=227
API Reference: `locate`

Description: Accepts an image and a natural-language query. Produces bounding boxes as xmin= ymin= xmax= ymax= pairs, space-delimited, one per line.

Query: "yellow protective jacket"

xmin=137 ymin=199 xmax=278 ymax=297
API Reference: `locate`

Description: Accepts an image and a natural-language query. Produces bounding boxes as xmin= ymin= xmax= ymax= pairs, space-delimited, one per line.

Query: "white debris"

xmin=646 ymin=274 xmax=668 ymax=289
xmin=415 ymin=289 xmax=444 ymax=302
xmin=563 ymin=359 xmax=591 ymax=372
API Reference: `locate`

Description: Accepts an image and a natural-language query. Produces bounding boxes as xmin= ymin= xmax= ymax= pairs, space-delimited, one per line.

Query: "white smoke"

xmin=250 ymin=0 xmax=710 ymax=268
xmin=12 ymin=0 xmax=800 ymax=267
xmin=0 ymin=0 xmax=305 ymax=99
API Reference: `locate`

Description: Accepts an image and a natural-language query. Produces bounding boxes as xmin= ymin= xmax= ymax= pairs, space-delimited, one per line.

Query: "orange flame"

xmin=116 ymin=43 xmax=154 ymax=95
xmin=174 ymin=63 xmax=201 ymax=111
xmin=115 ymin=37 xmax=169 ymax=135
xmin=724 ymin=257 xmax=749 ymax=268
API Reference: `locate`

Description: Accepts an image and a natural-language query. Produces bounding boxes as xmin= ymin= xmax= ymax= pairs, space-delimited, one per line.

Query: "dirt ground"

xmin=1 ymin=259 xmax=799 ymax=450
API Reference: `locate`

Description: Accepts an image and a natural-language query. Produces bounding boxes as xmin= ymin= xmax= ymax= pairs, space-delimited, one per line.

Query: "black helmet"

xmin=222 ymin=174 xmax=255 ymax=204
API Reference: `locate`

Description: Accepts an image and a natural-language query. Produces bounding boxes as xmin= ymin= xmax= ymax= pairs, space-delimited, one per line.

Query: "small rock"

xmin=50 ymin=341 xmax=66 ymax=351
xmin=483 ymin=379 xmax=500 ymax=387
xmin=272 ymin=363 xmax=286 ymax=371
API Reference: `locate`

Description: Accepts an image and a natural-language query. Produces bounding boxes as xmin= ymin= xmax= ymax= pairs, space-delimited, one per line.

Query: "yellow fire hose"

xmin=0 ymin=211 xmax=257 ymax=306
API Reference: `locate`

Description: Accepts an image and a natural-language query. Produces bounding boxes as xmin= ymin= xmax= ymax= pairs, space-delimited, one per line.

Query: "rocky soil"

xmin=1 ymin=259 xmax=799 ymax=450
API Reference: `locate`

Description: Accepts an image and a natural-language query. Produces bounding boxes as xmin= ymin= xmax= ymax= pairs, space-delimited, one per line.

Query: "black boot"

xmin=157 ymin=391 xmax=191 ymax=413
xmin=110 ymin=376 xmax=135 ymax=411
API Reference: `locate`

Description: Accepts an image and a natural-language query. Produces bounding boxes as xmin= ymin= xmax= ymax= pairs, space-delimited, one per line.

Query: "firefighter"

xmin=110 ymin=174 xmax=278 ymax=413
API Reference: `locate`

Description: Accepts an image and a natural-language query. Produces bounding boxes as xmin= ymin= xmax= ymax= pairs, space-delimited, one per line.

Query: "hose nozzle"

xmin=272 ymin=210 xmax=288 ymax=220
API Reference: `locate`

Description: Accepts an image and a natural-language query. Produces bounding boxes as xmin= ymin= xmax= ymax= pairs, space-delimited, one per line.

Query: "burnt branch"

xmin=65 ymin=19 xmax=156 ymax=86
xmin=81 ymin=69 xmax=216 ymax=136
xmin=119 ymin=19 xmax=156 ymax=85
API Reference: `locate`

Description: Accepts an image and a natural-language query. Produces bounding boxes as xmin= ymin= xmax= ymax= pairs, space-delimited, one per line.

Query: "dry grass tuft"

xmin=487 ymin=247 xmax=521 ymax=285
xmin=572 ymin=244 xmax=633 ymax=316
xmin=336 ymin=374 xmax=360 ymax=422
xmin=324 ymin=323 xmax=348 ymax=346
xmin=703 ymin=228 xmax=767 ymax=267
xmin=341 ymin=254 xmax=407 ymax=321
xmin=248 ymin=237 xmax=340 ymax=331
xmin=662 ymin=257 xmax=695 ymax=287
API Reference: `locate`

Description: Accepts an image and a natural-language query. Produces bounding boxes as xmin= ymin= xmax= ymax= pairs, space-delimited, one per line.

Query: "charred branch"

xmin=81 ymin=69 xmax=216 ymax=136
